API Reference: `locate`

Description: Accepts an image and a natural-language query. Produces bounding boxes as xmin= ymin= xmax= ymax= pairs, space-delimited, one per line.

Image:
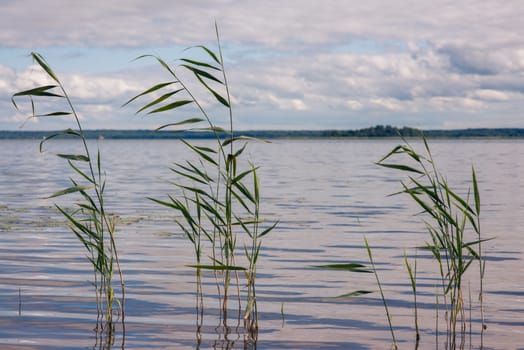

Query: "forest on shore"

xmin=2 ymin=125 xmax=524 ymax=140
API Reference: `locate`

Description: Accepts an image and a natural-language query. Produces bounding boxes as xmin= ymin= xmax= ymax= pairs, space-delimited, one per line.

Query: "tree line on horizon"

xmin=1 ymin=125 xmax=524 ymax=139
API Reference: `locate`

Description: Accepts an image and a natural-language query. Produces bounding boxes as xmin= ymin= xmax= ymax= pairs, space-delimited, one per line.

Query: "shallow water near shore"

xmin=1 ymin=138 xmax=523 ymax=349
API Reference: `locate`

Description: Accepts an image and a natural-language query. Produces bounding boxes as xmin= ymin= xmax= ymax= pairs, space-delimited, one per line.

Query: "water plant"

xmin=364 ymin=238 xmax=398 ymax=349
xmin=124 ymin=24 xmax=276 ymax=343
xmin=404 ymin=249 xmax=420 ymax=343
xmin=12 ymin=53 xmax=125 ymax=344
xmin=377 ymin=136 xmax=486 ymax=349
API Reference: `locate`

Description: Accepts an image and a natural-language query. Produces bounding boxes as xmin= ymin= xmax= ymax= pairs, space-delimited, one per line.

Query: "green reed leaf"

xmin=180 ymin=58 xmax=220 ymax=71
xmin=404 ymin=251 xmax=417 ymax=293
xmin=148 ymin=196 xmax=180 ymax=210
xmin=377 ymin=162 xmax=424 ymax=174
xmin=176 ymin=184 xmax=212 ymax=199
xmin=189 ymin=126 xmax=228 ymax=133
xmin=77 ymin=203 xmax=98 ymax=213
xmin=172 ymin=168 xmax=208 ymax=185
xmin=187 ymin=264 xmax=247 ymax=271
xmin=132 ymin=54 xmax=179 ymax=80
xmin=336 ymin=290 xmax=374 ymax=298
xmin=222 ymin=135 xmax=269 ymax=147
xmin=57 ymin=154 xmax=90 ymax=162
xmin=122 ymin=81 xmax=176 ymax=107
xmin=175 ymin=161 xmax=214 ymax=183
xmin=232 ymin=168 xmax=256 ymax=185
xmin=402 ymin=183 xmax=437 ymax=219
xmin=259 ymin=221 xmax=278 ymax=238
xmin=11 ymin=86 xmax=63 ymax=110
xmin=13 ymin=85 xmax=57 ymax=96
xmin=46 ymin=185 xmax=91 ymax=199
xmin=155 ymin=118 xmax=204 ymax=131
xmin=312 ymin=263 xmax=371 ymax=273
xmin=136 ymin=89 xmax=184 ymax=114
xmin=176 ymin=221 xmax=196 ymax=244
xmin=472 ymin=167 xmax=480 ymax=215
xmin=147 ymin=100 xmax=193 ymax=114
xmin=233 ymin=143 xmax=248 ymax=159
xmin=182 ymin=64 xmax=223 ymax=84
xmin=181 ymin=139 xmax=218 ymax=166
xmin=39 ymin=129 xmax=83 ymax=152
xmin=232 ymin=181 xmax=256 ymax=204
xmin=440 ymin=181 xmax=475 ymax=214
xmin=31 ymin=52 xmax=60 ymax=83
xmin=36 ymin=111 xmax=71 ymax=117
xmin=193 ymin=73 xmax=230 ymax=107
xmin=68 ymin=160 xmax=95 ymax=184
xmin=376 ymin=144 xmax=407 ymax=163
xmin=197 ymin=45 xmax=221 ymax=65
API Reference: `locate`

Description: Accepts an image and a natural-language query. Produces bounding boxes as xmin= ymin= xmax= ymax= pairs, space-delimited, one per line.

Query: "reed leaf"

xmin=31 ymin=52 xmax=60 ymax=83
xmin=472 ymin=167 xmax=480 ymax=216
xmin=222 ymin=135 xmax=270 ymax=147
xmin=57 ymin=154 xmax=90 ymax=162
xmin=39 ymin=129 xmax=83 ymax=151
xmin=312 ymin=263 xmax=371 ymax=273
xmin=259 ymin=221 xmax=278 ymax=238
xmin=180 ymin=139 xmax=218 ymax=166
xmin=187 ymin=264 xmax=247 ymax=271
xmin=155 ymin=117 xmax=204 ymax=131
xmin=46 ymin=185 xmax=92 ymax=199
xmin=36 ymin=111 xmax=72 ymax=117
xmin=194 ymin=73 xmax=230 ymax=107
xmin=180 ymin=58 xmax=220 ymax=71
xmin=377 ymin=162 xmax=424 ymax=174
xmin=122 ymin=81 xmax=176 ymax=107
xmin=336 ymin=290 xmax=373 ymax=298
xmin=182 ymin=64 xmax=223 ymax=84
xmin=136 ymin=89 xmax=184 ymax=114
xmin=147 ymin=100 xmax=193 ymax=114
xmin=197 ymin=44 xmax=221 ymax=65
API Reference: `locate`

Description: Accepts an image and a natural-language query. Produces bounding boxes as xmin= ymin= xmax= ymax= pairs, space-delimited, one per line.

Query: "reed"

xmin=124 ymin=23 xmax=276 ymax=342
xmin=12 ymin=53 xmax=125 ymax=343
xmin=404 ymin=249 xmax=420 ymax=343
xmin=377 ymin=135 xmax=487 ymax=349
xmin=364 ymin=238 xmax=398 ymax=350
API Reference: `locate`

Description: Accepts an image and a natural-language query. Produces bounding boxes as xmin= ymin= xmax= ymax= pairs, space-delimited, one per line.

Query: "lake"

xmin=0 ymin=138 xmax=523 ymax=349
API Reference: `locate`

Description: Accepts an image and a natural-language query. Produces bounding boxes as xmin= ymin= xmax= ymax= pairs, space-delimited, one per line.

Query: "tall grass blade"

xmin=147 ymin=100 xmax=193 ymax=114
xmin=364 ymin=237 xmax=398 ymax=349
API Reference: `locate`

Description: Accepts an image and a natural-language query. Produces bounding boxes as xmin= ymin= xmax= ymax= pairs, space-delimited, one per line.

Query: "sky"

xmin=0 ymin=0 xmax=523 ymax=131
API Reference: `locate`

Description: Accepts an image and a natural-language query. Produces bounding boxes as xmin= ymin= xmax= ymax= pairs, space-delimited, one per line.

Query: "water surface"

xmin=0 ymin=138 xmax=523 ymax=349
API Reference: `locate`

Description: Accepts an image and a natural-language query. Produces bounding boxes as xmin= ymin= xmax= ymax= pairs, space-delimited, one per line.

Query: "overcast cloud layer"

xmin=1 ymin=0 xmax=523 ymax=130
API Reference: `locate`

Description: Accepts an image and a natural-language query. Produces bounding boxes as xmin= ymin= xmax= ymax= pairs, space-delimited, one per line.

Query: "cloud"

xmin=1 ymin=0 xmax=522 ymax=50
xmin=469 ymin=89 xmax=511 ymax=102
xmin=1 ymin=0 xmax=523 ymax=129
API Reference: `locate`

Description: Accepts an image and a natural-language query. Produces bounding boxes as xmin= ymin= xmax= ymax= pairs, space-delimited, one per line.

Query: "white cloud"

xmin=0 ymin=65 xmax=16 ymax=95
xmin=1 ymin=0 xmax=523 ymax=129
xmin=66 ymin=74 xmax=138 ymax=101
xmin=1 ymin=0 xmax=521 ymax=51
xmin=429 ymin=97 xmax=485 ymax=112
xmin=345 ymin=100 xmax=363 ymax=111
xmin=470 ymin=89 xmax=511 ymax=102
xmin=370 ymin=98 xmax=404 ymax=111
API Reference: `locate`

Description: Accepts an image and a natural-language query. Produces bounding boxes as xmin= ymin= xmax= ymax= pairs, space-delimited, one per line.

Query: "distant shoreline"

xmin=2 ymin=125 xmax=524 ymax=139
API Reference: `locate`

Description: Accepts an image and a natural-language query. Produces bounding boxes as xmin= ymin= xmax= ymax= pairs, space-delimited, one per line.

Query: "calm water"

xmin=0 ymin=138 xmax=523 ymax=349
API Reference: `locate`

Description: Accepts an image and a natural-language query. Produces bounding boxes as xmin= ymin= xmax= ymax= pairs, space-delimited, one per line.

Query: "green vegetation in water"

xmin=377 ymin=135 xmax=488 ymax=350
xmin=124 ymin=23 xmax=276 ymax=344
xmin=364 ymin=237 xmax=398 ymax=349
xmin=12 ymin=53 xmax=125 ymax=346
